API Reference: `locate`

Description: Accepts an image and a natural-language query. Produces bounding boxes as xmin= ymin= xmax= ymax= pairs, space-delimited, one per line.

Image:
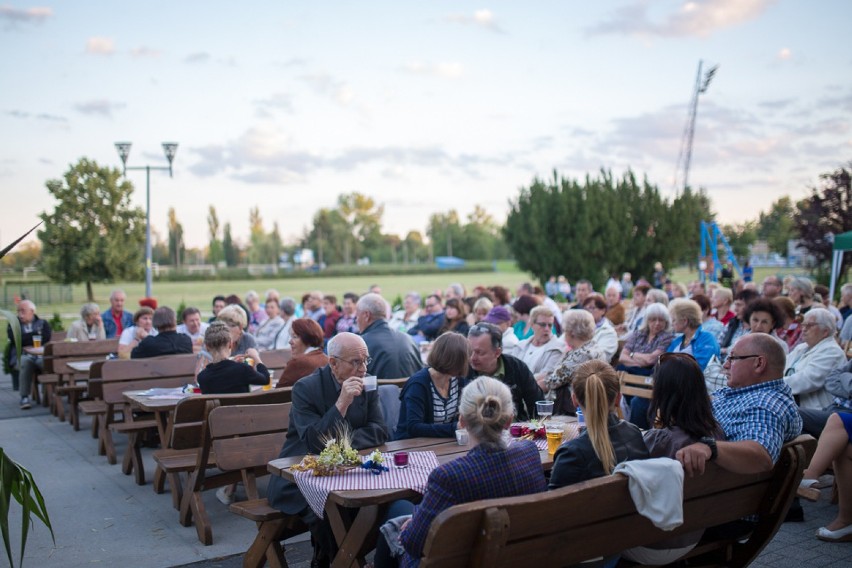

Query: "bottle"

xmin=576 ymin=407 xmax=586 ymax=433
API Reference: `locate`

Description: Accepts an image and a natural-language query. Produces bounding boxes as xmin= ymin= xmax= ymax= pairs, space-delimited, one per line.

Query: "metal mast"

xmin=673 ymin=60 xmax=718 ymax=195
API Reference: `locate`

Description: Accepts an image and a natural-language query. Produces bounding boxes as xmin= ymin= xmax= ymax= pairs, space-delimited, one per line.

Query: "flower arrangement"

xmin=291 ymin=423 xmax=362 ymax=476
xmin=361 ymin=449 xmax=389 ymax=475
xmin=512 ymin=419 xmax=546 ymax=440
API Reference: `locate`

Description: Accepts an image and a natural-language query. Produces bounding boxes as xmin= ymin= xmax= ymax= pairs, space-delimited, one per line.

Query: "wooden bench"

xmin=618 ymin=371 xmax=654 ymax=400
xmin=416 ymin=435 xmax=816 ymax=568
xmin=258 ymin=348 xmax=293 ymax=384
xmin=180 ymin=396 xmax=293 ymax=545
xmin=152 ymin=388 xmax=292 ymax=509
xmin=377 ymin=377 xmax=408 ymax=387
xmin=41 ymin=339 xmax=118 ymax=418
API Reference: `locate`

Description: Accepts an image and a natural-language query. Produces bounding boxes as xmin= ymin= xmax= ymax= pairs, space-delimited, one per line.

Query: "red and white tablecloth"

xmin=293 ymin=451 xmax=439 ymax=518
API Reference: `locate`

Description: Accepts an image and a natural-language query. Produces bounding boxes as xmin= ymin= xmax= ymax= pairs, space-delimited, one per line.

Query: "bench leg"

xmin=69 ymin=391 xmax=80 ymax=431
xmin=153 ymin=464 xmax=166 ymax=493
xmin=54 ymin=390 xmax=66 ymax=422
xmin=91 ymin=413 xmax=100 ymax=439
xmin=190 ymin=491 xmax=213 ymax=545
xmin=243 ymin=518 xmax=288 ymax=568
xmin=179 ymin=475 xmax=197 ymax=527
xmin=102 ymin=424 xmax=117 ymax=465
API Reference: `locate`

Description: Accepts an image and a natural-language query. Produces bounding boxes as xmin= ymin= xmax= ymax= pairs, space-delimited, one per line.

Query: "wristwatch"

xmin=699 ymin=436 xmax=718 ymax=461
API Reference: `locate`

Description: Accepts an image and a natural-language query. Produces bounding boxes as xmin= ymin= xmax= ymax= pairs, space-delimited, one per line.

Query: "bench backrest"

xmin=618 ymin=371 xmax=654 ymax=399
xmin=419 ymin=435 xmax=815 ymax=568
xmin=258 ymin=348 xmax=292 ymax=383
xmin=43 ymin=339 xmax=119 ymax=375
xmin=169 ymin=388 xmax=292 ymax=450
xmin=207 ymin=402 xmax=291 ymax=472
xmin=100 ymin=353 xmax=198 ymax=381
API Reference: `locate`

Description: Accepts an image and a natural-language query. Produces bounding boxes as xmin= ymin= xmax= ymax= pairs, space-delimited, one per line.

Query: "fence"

xmin=1 ymin=281 xmax=72 ymax=309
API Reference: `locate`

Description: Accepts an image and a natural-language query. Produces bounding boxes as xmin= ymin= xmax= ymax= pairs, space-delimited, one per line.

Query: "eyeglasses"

xmin=334 ymin=356 xmax=372 ymax=368
xmin=533 ymin=321 xmax=552 ymax=328
xmin=800 ymin=322 xmax=818 ymax=329
xmin=727 ymin=354 xmax=762 ymax=362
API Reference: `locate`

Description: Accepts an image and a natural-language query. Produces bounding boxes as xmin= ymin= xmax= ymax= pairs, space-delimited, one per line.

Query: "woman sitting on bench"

xmin=197 ymin=322 xmax=270 ymax=395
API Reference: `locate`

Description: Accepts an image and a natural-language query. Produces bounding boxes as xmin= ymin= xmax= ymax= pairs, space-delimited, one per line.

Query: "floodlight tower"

xmin=673 ymin=60 xmax=718 ymax=195
xmin=115 ymin=142 xmax=178 ymax=298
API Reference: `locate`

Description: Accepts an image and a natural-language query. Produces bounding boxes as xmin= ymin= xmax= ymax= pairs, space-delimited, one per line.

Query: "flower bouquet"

xmin=512 ymin=419 xmax=546 ymax=441
xmin=291 ymin=423 xmax=362 ymax=476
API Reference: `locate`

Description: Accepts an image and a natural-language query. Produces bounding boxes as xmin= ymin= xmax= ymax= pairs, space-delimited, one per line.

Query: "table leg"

xmin=327 ymin=502 xmax=386 ymax=568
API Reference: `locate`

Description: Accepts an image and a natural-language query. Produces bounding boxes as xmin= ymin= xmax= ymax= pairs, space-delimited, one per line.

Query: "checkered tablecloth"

xmin=293 ymin=451 xmax=439 ymax=518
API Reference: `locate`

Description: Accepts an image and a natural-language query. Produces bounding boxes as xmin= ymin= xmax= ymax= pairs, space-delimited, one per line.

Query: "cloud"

xmin=73 ymin=99 xmax=126 ymax=118
xmin=587 ymin=0 xmax=777 ymax=38
xmin=184 ymin=52 xmax=211 ymax=64
xmin=403 ymin=61 xmax=464 ymax=79
xmin=758 ymin=98 xmax=796 ymax=110
xmin=777 ymin=47 xmax=792 ymax=60
xmin=5 ymin=109 xmax=67 ymax=122
xmin=253 ymin=93 xmax=294 ymax=117
xmin=130 ymin=46 xmax=160 ymax=58
xmin=86 ymin=37 xmax=115 ymax=55
xmin=0 ymin=5 xmax=52 ymax=25
xmin=445 ymin=9 xmax=505 ymax=33
xmin=299 ymin=73 xmax=356 ymax=106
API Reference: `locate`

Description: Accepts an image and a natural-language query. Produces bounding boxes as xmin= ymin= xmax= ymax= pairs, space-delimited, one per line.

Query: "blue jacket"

xmin=666 ymin=325 xmax=720 ymax=371
xmin=408 ymin=312 xmax=445 ymax=342
xmin=103 ymin=309 xmax=133 ymax=339
xmin=394 ymin=367 xmax=469 ymax=440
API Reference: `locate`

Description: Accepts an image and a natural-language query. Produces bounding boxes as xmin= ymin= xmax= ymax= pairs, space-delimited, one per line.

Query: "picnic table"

xmin=123 ymin=388 xmax=193 ymax=444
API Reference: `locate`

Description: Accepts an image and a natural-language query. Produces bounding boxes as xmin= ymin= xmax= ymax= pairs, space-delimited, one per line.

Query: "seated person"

xmin=582 ymin=294 xmax=619 ymax=363
xmin=693 ymin=293 xmax=724 ymax=339
xmin=511 ymin=294 xmax=539 ymax=341
xmin=437 ymin=298 xmax=470 ymax=337
xmin=254 ymin=298 xmax=285 ymax=351
xmin=407 ymin=294 xmax=445 ymax=342
xmin=513 ymin=305 xmax=565 ymax=384
xmin=131 ymin=306 xmax=193 ymax=359
xmin=276 ymin=318 xmax=328 ymax=388
xmin=666 ymin=299 xmax=720 ymax=371
xmin=549 ymin=360 xmax=649 ymax=489
xmin=117 ymin=306 xmax=156 ymax=359
xmin=394 ymin=332 xmax=470 ymax=440
xmin=616 ymin=302 xmax=674 ymax=376
xmin=176 ymin=306 xmax=208 ymax=351
xmin=68 ymin=302 xmax=105 ymax=341
xmin=217 ymin=304 xmax=258 ymax=356
xmin=784 ymin=308 xmax=847 ymax=410
xmin=197 ymin=322 xmax=270 ymax=394
xmin=604 ymin=285 xmax=625 ymax=326
xmin=244 ymin=290 xmax=268 ymax=335
xmin=376 ymin=376 xmax=547 ymax=567
xmin=6 ymin=300 xmax=52 ymax=410
xmin=717 ymin=289 xmax=759 ymax=357
xmin=800 ymin=358 xmax=852 ymax=438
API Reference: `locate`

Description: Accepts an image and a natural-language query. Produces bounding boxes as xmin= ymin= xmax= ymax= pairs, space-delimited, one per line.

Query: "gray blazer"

xmin=267 ymin=364 xmax=389 ymax=514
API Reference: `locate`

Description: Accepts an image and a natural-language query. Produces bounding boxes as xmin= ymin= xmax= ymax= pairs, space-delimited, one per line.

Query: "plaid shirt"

xmin=712 ymin=378 xmax=802 ymax=463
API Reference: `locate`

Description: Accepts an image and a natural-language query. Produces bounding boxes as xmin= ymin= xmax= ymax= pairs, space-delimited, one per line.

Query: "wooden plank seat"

xmin=43 ymin=339 xmax=119 ymax=421
xmin=618 ymin=371 xmax=654 ymax=400
xmin=377 ymin=377 xmax=408 ymax=387
xmin=153 ymin=388 xmax=293 ymax=510
xmin=181 ymin=397 xmax=293 ymax=546
xmin=415 ymin=435 xmax=816 ymax=568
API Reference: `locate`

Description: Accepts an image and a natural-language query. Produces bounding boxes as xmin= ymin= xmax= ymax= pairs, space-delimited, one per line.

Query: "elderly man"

xmin=408 ymin=294 xmax=445 ymax=342
xmin=131 ymin=307 xmax=193 ymax=359
xmin=176 ymin=307 xmax=208 ymax=350
xmin=465 ymin=322 xmax=543 ymax=421
xmin=784 ymin=308 xmax=847 ymax=410
xmin=102 ymin=289 xmax=133 ymax=339
xmin=305 ymin=291 xmax=325 ymax=322
xmin=267 ymin=332 xmax=388 ymax=565
xmin=572 ymin=279 xmax=593 ymax=309
xmin=677 ymin=333 xmax=802 ymax=477
xmin=356 ymin=293 xmax=422 ymax=379
xmin=761 ymin=275 xmax=782 ymax=300
xmin=7 ymin=300 xmax=52 ymax=409
xmin=389 ymin=291 xmax=421 ymax=333
xmin=513 ymin=306 xmax=565 ymax=383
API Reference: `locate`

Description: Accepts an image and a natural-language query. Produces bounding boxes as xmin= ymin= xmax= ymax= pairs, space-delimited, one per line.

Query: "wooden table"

xmin=123 ymin=389 xmax=194 ymax=443
xmin=67 ymin=360 xmax=94 ymax=373
xmin=268 ymin=436 xmax=558 ymax=568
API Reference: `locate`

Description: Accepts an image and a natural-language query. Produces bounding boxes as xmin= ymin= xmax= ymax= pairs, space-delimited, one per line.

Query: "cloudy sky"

xmin=2 ymin=0 xmax=850 ymax=250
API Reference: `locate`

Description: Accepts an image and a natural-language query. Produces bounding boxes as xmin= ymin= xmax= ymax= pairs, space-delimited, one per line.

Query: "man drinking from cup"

xmin=6 ymin=300 xmax=52 ymax=410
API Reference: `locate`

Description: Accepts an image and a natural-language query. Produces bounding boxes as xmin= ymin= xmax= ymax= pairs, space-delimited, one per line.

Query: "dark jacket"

xmin=198 ymin=359 xmax=270 ymax=394
xmin=549 ymin=414 xmax=649 ymax=489
xmin=407 ymin=312 xmax=445 ymax=341
xmin=131 ymin=330 xmax=193 ymax=359
xmin=465 ymin=354 xmax=543 ymax=421
xmin=361 ymin=319 xmax=423 ymax=379
xmin=267 ymin=364 xmax=388 ymax=514
xmin=394 ymin=367 xmax=470 ymax=440
xmin=6 ymin=315 xmax=52 ymax=368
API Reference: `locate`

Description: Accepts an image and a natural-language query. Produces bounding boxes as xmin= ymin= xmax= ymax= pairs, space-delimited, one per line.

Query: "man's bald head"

xmin=740 ymin=333 xmax=786 ymax=380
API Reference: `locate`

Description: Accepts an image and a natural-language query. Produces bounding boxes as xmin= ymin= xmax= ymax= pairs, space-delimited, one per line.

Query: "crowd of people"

xmin=6 ymin=268 xmax=852 ymax=564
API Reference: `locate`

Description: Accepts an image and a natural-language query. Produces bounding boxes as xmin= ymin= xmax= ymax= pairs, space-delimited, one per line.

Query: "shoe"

xmin=784 ymin=502 xmax=804 ymax=523
xmin=20 ymin=397 xmax=31 ymax=410
xmin=216 ymin=486 xmax=234 ymax=505
xmin=817 ymin=524 xmax=852 ymax=542
xmin=798 ymin=478 xmax=821 ymax=502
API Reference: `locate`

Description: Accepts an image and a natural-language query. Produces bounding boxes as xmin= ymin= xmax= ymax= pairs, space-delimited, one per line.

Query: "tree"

xmin=222 ymin=222 xmax=238 ymax=267
xmin=38 ymin=158 xmax=145 ymax=301
xmin=756 ymin=196 xmax=796 ymax=255
xmin=427 ymin=210 xmax=463 ymax=258
xmin=0 ymin=240 xmax=41 ymax=270
xmin=795 ymin=162 xmax=852 ymax=272
xmin=207 ymin=205 xmax=223 ymax=266
xmin=722 ymin=222 xmax=758 ymax=260
xmin=167 ymin=207 xmax=185 ymax=267
xmin=338 ymin=192 xmax=384 ymax=260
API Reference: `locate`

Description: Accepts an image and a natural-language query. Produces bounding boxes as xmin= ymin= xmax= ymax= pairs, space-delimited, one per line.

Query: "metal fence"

xmin=1 ymin=282 xmax=72 ymax=309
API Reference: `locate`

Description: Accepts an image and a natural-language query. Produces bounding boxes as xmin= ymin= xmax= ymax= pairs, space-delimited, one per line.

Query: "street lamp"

xmin=115 ymin=141 xmax=178 ymax=298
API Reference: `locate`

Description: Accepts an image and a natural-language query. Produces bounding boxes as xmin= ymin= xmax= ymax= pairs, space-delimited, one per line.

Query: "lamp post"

xmin=115 ymin=141 xmax=178 ymax=298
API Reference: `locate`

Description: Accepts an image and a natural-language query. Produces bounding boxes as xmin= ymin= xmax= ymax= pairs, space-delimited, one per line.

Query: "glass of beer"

xmin=546 ymin=427 xmax=564 ymax=456
xmin=32 ymin=334 xmax=42 ymax=348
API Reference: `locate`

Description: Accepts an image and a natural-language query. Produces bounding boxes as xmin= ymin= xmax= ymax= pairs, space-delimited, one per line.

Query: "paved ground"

xmin=1 ymin=373 xmax=847 ymax=568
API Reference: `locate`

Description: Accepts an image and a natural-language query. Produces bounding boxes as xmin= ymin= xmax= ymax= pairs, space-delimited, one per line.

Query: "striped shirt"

xmin=431 ymin=377 xmax=461 ymax=425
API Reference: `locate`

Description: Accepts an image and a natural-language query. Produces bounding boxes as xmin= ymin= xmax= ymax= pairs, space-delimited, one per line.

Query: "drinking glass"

xmin=536 ymin=400 xmax=554 ymax=420
xmin=32 ymin=334 xmax=42 ymax=348
xmin=546 ymin=427 xmax=564 ymax=455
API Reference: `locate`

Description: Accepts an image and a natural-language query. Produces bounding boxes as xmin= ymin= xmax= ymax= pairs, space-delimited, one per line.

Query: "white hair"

xmin=356 ymin=293 xmax=387 ymax=319
xmin=804 ymin=308 xmax=836 ymax=334
xmin=19 ymin=299 xmax=36 ymax=311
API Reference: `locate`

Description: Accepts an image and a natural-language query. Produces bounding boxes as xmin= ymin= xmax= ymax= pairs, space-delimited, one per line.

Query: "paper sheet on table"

xmin=140 ymin=387 xmax=187 ymax=399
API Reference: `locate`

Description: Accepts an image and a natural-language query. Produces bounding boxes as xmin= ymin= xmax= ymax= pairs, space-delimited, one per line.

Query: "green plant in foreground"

xmin=0 ymin=448 xmax=54 ymax=567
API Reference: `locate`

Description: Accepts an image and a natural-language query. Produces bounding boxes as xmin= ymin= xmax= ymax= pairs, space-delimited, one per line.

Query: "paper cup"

xmin=363 ymin=375 xmax=378 ymax=392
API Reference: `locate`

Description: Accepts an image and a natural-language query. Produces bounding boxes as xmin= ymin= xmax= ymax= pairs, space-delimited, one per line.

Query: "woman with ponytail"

xmin=376 ymin=376 xmax=548 ymax=567
xmin=549 ymin=360 xmax=648 ymax=489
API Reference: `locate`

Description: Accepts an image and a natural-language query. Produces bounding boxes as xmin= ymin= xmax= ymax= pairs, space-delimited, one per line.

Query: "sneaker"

xmin=20 ymin=397 xmax=31 ymax=410
xmin=216 ymin=486 xmax=234 ymax=505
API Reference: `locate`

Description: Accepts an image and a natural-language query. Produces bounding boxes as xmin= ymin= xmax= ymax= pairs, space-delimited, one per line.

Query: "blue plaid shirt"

xmin=712 ymin=378 xmax=802 ymax=463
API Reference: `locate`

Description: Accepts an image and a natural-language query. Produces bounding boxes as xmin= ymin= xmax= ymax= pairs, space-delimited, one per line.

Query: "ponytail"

xmin=572 ymin=360 xmax=620 ymax=474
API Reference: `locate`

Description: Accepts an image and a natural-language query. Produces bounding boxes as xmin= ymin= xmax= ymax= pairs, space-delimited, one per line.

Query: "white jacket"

xmin=784 ymin=336 xmax=847 ymax=410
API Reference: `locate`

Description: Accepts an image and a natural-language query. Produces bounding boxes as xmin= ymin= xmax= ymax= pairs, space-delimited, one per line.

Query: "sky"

xmin=2 ymin=0 xmax=851 ymax=251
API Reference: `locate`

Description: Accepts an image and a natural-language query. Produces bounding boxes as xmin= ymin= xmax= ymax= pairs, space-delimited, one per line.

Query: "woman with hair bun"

xmin=197 ymin=321 xmax=271 ymax=395
xmin=375 ymin=376 xmax=547 ymax=567
xmin=549 ymin=360 xmax=648 ymax=489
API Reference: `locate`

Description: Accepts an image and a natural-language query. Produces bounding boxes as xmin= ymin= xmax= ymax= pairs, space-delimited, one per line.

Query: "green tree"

xmin=338 ymin=192 xmax=384 ymax=260
xmin=167 ymin=207 xmax=185 ymax=267
xmin=795 ymin=162 xmax=852 ymax=272
xmin=722 ymin=222 xmax=758 ymax=260
xmin=38 ymin=158 xmax=145 ymax=301
xmin=207 ymin=205 xmax=223 ymax=266
xmin=222 ymin=222 xmax=238 ymax=267
xmin=0 ymin=241 xmax=41 ymax=270
xmin=403 ymin=231 xmax=430 ymax=263
xmin=306 ymin=208 xmax=353 ymax=265
xmin=757 ymin=196 xmax=796 ymax=255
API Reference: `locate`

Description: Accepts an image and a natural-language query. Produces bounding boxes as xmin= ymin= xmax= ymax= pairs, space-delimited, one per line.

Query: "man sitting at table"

xmin=6 ymin=300 xmax=52 ymax=410
xmin=465 ymin=322 xmax=543 ymax=421
xmin=131 ymin=307 xmax=193 ymax=359
xmin=176 ymin=306 xmax=208 ymax=351
xmin=357 ymin=293 xmax=423 ymax=380
xmin=102 ymin=289 xmax=133 ymax=339
xmin=267 ymin=332 xmax=389 ymax=567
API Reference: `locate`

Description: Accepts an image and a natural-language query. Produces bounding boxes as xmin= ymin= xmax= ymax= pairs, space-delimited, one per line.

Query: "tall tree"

xmin=795 ymin=162 xmax=852 ymax=272
xmin=722 ymin=222 xmax=758 ymax=260
xmin=338 ymin=192 xmax=384 ymax=260
xmin=757 ymin=196 xmax=796 ymax=255
xmin=167 ymin=207 xmax=185 ymax=267
xmin=38 ymin=158 xmax=145 ymax=301
xmin=222 ymin=222 xmax=238 ymax=267
xmin=207 ymin=205 xmax=223 ymax=266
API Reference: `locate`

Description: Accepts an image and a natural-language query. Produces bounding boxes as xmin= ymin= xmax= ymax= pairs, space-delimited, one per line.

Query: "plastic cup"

xmin=546 ymin=427 xmax=564 ymax=455
xmin=33 ymin=335 xmax=42 ymax=348
xmin=393 ymin=452 xmax=409 ymax=468
xmin=363 ymin=375 xmax=378 ymax=392
xmin=263 ymin=370 xmax=274 ymax=391
xmin=456 ymin=429 xmax=469 ymax=446
xmin=536 ymin=400 xmax=554 ymax=419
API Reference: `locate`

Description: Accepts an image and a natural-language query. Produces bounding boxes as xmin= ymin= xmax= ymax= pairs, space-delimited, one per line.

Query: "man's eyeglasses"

xmin=727 ymin=354 xmax=762 ymax=362
xmin=334 ymin=356 xmax=372 ymax=368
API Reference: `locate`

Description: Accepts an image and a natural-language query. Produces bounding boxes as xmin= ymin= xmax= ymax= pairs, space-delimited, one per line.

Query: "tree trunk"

xmin=86 ymin=281 xmax=94 ymax=302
